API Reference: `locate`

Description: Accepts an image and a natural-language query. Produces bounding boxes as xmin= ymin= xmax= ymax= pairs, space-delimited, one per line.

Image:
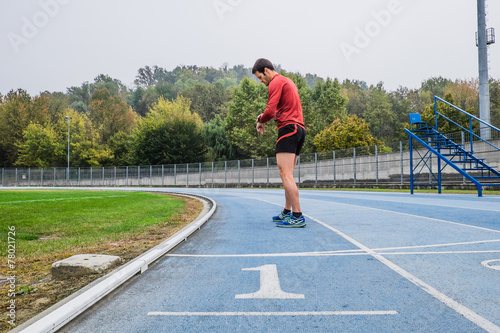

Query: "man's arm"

xmin=259 ymin=80 xmax=282 ymax=123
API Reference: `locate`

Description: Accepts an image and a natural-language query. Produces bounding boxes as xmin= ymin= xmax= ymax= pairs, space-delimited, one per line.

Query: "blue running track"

xmin=52 ymin=188 xmax=500 ymax=332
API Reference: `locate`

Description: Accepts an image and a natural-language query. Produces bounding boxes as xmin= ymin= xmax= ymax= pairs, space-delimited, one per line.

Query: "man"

xmin=253 ymin=58 xmax=306 ymax=228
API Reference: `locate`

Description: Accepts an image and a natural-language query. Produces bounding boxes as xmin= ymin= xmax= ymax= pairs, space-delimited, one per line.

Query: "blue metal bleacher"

xmin=405 ymin=96 xmax=500 ymax=196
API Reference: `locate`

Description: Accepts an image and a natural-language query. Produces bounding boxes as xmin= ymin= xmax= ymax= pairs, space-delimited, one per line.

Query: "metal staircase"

xmin=405 ymin=96 xmax=500 ymax=196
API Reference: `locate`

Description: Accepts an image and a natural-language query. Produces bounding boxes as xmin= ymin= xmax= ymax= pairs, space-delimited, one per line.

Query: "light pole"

xmin=477 ymin=0 xmax=495 ymax=140
xmin=65 ymin=116 xmax=72 ymax=183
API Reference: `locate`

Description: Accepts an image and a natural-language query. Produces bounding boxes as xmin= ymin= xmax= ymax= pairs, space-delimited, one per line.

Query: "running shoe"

xmin=272 ymin=211 xmax=291 ymax=222
xmin=276 ymin=215 xmax=306 ymax=228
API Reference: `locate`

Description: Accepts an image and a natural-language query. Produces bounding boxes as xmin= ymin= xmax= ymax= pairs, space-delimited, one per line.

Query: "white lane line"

xmin=371 ymin=239 xmax=500 ymax=252
xmin=0 ymin=195 xmax=129 ymax=204
xmin=167 ymin=249 xmax=500 ymax=258
xmin=379 ymin=250 xmax=500 ymax=255
xmin=148 ymin=311 xmax=398 ymax=316
xmin=255 ymin=197 xmax=500 ymax=333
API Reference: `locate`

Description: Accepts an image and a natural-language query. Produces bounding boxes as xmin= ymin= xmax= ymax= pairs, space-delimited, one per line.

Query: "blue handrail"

xmin=434 ymin=96 xmax=500 ymax=154
xmin=405 ymin=128 xmax=483 ymax=196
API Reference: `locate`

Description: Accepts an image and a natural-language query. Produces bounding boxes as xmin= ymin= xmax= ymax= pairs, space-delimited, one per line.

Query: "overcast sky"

xmin=1 ymin=0 xmax=499 ymax=96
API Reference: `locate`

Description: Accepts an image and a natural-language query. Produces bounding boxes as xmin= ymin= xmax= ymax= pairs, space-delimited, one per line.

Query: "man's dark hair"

xmin=252 ymin=58 xmax=275 ymax=74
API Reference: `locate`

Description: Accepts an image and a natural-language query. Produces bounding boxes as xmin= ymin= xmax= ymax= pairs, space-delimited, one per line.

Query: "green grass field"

xmin=0 ymin=190 xmax=187 ymax=258
xmin=0 ymin=189 xmax=202 ymax=332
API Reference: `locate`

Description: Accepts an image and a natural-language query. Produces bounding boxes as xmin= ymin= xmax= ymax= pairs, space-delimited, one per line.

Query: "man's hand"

xmin=256 ymin=121 xmax=265 ymax=135
xmin=256 ymin=114 xmax=265 ymax=134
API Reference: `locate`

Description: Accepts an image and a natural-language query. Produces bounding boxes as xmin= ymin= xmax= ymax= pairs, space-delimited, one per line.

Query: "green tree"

xmin=15 ymin=108 xmax=112 ymax=167
xmin=313 ymin=115 xmax=381 ymax=151
xmin=364 ymin=83 xmax=396 ymax=143
xmin=311 ymin=78 xmax=348 ymax=127
xmin=0 ymin=89 xmax=50 ymax=166
xmin=421 ymin=77 xmax=453 ymax=98
xmin=181 ymin=82 xmax=231 ymax=122
xmin=225 ymin=77 xmax=275 ymax=158
xmin=342 ymin=79 xmax=369 ymax=118
xmin=88 ymin=88 xmax=137 ymax=145
xmin=203 ymin=115 xmax=238 ymax=161
xmin=133 ymin=96 xmax=205 ymax=165
xmin=108 ymin=131 xmax=134 ymax=166
xmin=60 ymin=110 xmax=113 ymax=167
xmin=15 ymin=123 xmax=64 ymax=167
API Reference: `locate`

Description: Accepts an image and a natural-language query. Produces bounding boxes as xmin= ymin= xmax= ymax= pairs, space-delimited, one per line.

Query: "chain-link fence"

xmin=2 ymin=135 xmax=500 ymax=189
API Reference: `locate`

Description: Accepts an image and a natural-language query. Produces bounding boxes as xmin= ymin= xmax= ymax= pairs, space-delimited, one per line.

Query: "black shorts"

xmin=275 ymin=124 xmax=305 ymax=155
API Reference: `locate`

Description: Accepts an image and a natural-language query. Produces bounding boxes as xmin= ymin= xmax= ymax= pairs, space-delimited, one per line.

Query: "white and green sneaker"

xmin=276 ymin=215 xmax=306 ymax=228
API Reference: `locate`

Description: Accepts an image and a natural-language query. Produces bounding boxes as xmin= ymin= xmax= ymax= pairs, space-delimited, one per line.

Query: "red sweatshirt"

xmin=259 ymin=74 xmax=305 ymax=129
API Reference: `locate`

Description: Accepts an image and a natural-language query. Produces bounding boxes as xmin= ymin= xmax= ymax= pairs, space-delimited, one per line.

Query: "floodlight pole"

xmin=477 ymin=0 xmax=491 ymax=139
xmin=65 ymin=116 xmax=72 ymax=182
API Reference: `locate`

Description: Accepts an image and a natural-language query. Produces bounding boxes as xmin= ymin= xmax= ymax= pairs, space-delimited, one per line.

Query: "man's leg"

xmin=276 ymin=152 xmax=301 ymax=213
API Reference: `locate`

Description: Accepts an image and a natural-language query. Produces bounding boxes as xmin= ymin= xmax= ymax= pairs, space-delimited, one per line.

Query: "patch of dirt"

xmin=0 ymin=195 xmax=203 ymax=333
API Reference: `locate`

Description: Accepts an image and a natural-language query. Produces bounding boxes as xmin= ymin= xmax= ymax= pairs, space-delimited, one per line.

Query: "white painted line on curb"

xmin=13 ymin=191 xmax=217 ymax=333
xmin=147 ymin=311 xmax=399 ymax=316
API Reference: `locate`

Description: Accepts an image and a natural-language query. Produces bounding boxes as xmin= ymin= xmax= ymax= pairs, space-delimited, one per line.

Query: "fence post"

xmin=78 ymin=167 xmax=81 ymax=186
xmin=211 ymin=162 xmax=214 ymax=186
xmin=28 ymin=168 xmax=31 ymax=187
xmin=224 ymin=161 xmax=227 ymax=186
xmin=126 ymin=166 xmax=128 ymax=186
xmin=375 ymin=145 xmax=379 ymax=185
xmin=266 ymin=157 xmax=269 ymax=186
xmin=174 ymin=164 xmax=177 ymax=186
xmin=150 ymin=165 xmax=152 ymax=186
xmin=90 ymin=167 xmax=93 ymax=186
xmin=1 ymin=168 xmax=4 ymax=186
xmin=114 ymin=167 xmax=117 ymax=187
xmin=251 ymin=159 xmax=254 ymax=187
xmin=199 ymin=162 xmax=202 ymax=186
xmin=187 ymin=164 xmax=189 ymax=187
xmin=15 ymin=168 xmax=18 ymax=187
xmin=102 ymin=167 xmax=105 ymax=186
xmin=162 ymin=165 xmax=165 ymax=186
xmin=315 ymin=153 xmax=318 ymax=185
xmin=333 ymin=151 xmax=336 ymax=185
xmin=353 ymin=148 xmax=356 ymax=185
xmin=138 ymin=166 xmax=140 ymax=186
xmin=238 ymin=160 xmax=240 ymax=186
xmin=41 ymin=168 xmax=44 ymax=186
xmin=53 ymin=168 xmax=56 ymax=187
xmin=400 ymin=141 xmax=403 ymax=185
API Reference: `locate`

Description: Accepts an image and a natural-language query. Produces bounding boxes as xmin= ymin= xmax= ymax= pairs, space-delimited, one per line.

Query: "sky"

xmin=1 ymin=0 xmax=499 ymax=96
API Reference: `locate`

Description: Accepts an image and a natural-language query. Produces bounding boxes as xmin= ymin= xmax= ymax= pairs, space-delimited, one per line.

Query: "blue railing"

xmin=434 ymin=96 xmax=500 ymax=154
xmin=405 ymin=128 xmax=484 ymax=196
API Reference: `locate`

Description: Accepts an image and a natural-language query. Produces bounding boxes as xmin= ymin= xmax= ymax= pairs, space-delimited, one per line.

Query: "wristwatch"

xmin=257 ymin=115 xmax=262 ymax=123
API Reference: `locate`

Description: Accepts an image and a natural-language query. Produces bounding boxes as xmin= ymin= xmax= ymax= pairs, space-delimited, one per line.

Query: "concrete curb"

xmin=10 ymin=191 xmax=216 ymax=333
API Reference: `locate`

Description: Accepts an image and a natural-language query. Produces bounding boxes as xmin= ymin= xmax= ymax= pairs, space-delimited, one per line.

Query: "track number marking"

xmin=235 ymin=264 xmax=305 ymax=299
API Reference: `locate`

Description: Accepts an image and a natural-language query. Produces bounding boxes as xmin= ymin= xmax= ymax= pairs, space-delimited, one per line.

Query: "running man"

xmin=253 ymin=58 xmax=306 ymax=228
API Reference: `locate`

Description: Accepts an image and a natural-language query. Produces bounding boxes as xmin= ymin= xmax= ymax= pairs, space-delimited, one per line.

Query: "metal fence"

xmin=2 ymin=135 xmax=500 ymax=189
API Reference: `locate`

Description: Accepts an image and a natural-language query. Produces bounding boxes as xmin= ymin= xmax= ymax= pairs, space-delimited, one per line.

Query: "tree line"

xmin=1 ymin=64 xmax=499 ymax=168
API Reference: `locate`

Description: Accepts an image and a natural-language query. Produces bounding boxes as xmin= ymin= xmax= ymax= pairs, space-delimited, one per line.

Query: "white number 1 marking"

xmin=235 ymin=264 xmax=305 ymax=299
